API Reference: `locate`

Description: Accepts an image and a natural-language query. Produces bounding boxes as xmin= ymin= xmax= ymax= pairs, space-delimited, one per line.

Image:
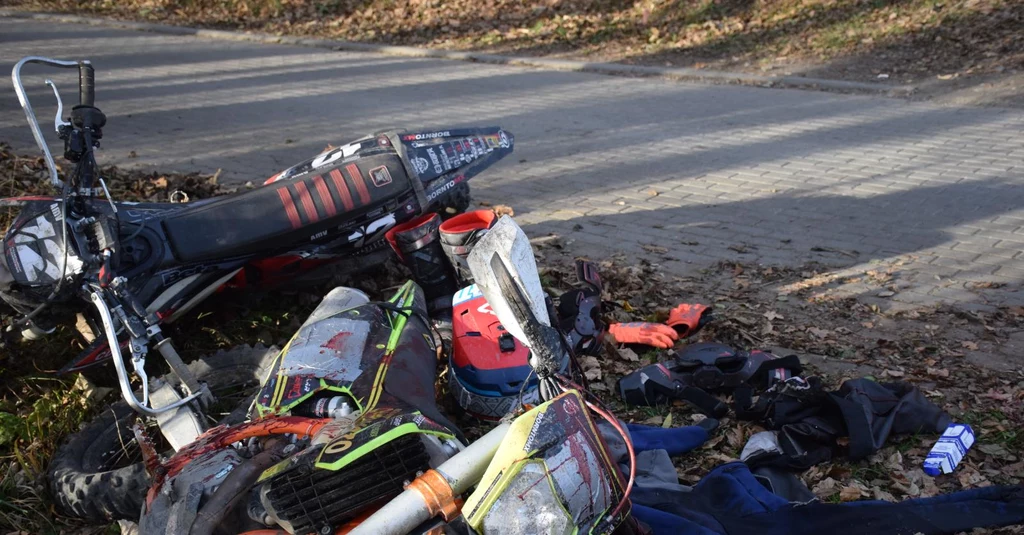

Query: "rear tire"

xmin=437 ymin=182 xmax=472 ymax=219
xmin=47 ymin=345 xmax=278 ymax=522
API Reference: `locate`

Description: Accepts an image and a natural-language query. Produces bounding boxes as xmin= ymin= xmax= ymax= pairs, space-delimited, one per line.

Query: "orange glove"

xmin=608 ymin=322 xmax=678 ymax=349
xmin=667 ymin=303 xmax=713 ymax=337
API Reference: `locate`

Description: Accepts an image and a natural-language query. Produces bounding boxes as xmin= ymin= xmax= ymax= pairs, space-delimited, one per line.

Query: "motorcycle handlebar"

xmin=11 ymin=56 xmax=82 ymax=189
xmin=78 ymin=61 xmax=95 ymax=107
xmin=89 ymin=291 xmax=203 ymax=417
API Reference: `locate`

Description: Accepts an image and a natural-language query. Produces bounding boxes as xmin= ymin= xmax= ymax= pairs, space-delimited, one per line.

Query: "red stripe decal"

xmin=346 ymin=163 xmax=371 ymax=205
xmin=311 ymin=175 xmax=337 ymax=218
xmin=277 ymin=188 xmax=302 ymax=229
xmin=328 ymin=169 xmax=354 ymax=211
xmin=294 ymin=181 xmax=319 ymax=223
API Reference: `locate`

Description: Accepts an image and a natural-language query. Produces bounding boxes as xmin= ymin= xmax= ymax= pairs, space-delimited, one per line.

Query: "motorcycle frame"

xmin=9 ymin=55 xmax=508 ymax=454
xmin=8 ymin=57 xmax=382 ymax=444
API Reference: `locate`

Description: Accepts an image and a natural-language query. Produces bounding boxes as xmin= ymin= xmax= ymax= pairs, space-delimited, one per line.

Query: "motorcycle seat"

xmin=160 ymin=154 xmax=412 ymax=263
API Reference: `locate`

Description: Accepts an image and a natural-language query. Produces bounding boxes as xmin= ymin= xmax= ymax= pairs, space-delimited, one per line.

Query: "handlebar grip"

xmin=78 ymin=61 xmax=95 ymax=107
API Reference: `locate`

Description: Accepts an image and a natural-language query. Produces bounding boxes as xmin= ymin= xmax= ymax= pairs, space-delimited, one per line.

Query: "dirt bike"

xmin=2 ymin=56 xmax=511 ymax=516
xmin=128 ymin=216 xmax=641 ymax=534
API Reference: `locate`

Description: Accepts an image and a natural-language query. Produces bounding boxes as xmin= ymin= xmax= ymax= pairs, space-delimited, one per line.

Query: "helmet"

xmin=449 ymin=284 xmax=538 ymax=420
xmin=448 ymin=262 xmax=599 ymax=420
xmin=674 ymin=343 xmax=801 ymax=392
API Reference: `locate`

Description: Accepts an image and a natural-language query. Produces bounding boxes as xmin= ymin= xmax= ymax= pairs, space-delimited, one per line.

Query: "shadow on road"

xmin=1 ymin=17 xmax=1022 ymax=304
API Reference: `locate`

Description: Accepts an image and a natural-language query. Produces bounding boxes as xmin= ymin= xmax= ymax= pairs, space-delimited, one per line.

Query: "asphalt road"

xmin=3 ymin=17 xmax=1024 ymax=309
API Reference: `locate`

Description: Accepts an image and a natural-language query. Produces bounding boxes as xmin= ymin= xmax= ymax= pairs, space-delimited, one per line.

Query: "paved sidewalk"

xmin=2 ymin=18 xmax=1023 ymax=309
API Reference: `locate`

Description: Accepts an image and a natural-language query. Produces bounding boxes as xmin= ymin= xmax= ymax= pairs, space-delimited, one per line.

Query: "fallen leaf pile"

xmin=0 ymin=142 xmax=239 ymax=532
xmin=528 ymin=235 xmax=1022 ymax=531
xmin=0 ymin=141 xmax=231 ymax=229
xmin=10 ymin=0 xmax=1023 ymax=85
xmin=0 ymin=142 xmax=1021 ymax=531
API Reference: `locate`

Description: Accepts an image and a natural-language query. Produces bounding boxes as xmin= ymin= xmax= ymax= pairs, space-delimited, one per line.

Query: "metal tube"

xmin=154 ymin=338 xmax=204 ymax=396
xmin=349 ymin=422 xmax=511 ymax=535
xmin=436 ymin=421 xmax=510 ymax=493
xmin=90 ymin=292 xmax=201 ymax=416
xmin=11 ymin=56 xmax=80 ymax=188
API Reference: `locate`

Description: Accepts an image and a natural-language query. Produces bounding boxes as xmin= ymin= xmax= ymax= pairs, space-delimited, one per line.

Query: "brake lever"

xmin=90 ymin=291 xmax=202 ymax=417
xmin=44 ymin=79 xmax=70 ymax=133
xmin=11 ymin=56 xmax=82 ymax=189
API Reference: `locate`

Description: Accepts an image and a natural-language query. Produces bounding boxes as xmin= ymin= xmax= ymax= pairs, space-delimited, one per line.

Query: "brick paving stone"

xmin=3 ymin=17 xmax=1024 ymax=307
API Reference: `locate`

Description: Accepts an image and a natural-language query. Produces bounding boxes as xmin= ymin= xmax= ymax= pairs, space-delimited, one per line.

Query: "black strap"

xmin=385 ymin=132 xmax=429 ymax=210
xmin=678 ymin=386 xmax=729 ymax=418
xmin=734 ymin=384 xmax=771 ymax=421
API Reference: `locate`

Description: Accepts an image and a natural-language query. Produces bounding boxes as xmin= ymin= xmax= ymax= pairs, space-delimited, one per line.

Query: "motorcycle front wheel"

xmin=47 ymin=345 xmax=278 ymax=522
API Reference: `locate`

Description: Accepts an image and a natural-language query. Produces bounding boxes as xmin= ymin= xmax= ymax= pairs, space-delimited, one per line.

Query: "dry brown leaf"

xmin=642 ymin=415 xmax=664 ymax=426
xmin=873 ymin=487 xmax=897 ymax=501
xmin=957 ymin=466 xmax=989 ymax=487
xmin=642 ymin=244 xmax=669 ymax=254
xmin=884 ymin=451 xmax=904 ymax=471
xmin=726 ymin=427 xmax=745 ymax=449
xmin=839 ymin=486 xmax=863 ymax=502
xmin=616 ymin=347 xmax=640 ymax=362
xmin=807 ymin=327 xmax=830 ymax=339
xmin=977 ymin=443 xmax=1012 ymax=459
xmin=492 ymin=204 xmax=515 ymax=217
xmin=702 ymin=434 xmax=725 ymax=450
xmin=812 ymin=477 xmax=840 ymax=498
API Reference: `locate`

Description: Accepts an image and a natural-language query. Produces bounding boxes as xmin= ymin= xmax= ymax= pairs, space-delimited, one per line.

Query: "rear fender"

xmin=0 ymin=196 xmax=60 ymax=207
xmin=58 ymin=337 xmax=124 ymax=374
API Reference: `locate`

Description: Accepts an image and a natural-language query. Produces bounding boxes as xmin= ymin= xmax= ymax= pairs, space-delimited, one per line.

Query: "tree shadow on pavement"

xmin=2 ymin=15 xmax=1022 ymax=313
xmin=509 ymin=176 xmax=1024 ymax=311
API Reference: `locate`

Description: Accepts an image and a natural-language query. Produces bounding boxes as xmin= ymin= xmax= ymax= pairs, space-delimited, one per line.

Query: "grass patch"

xmin=0 ymin=377 xmax=93 ymax=532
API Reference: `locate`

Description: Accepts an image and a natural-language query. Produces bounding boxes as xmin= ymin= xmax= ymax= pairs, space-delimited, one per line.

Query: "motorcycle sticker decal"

xmin=327 ymin=168 xmax=355 ymax=211
xmin=363 ymin=282 xmax=416 ymax=411
xmin=464 ymin=392 xmax=626 ymax=534
xmin=425 ymin=173 xmax=467 ymax=202
xmin=282 ymin=375 xmax=320 ymax=404
xmin=426 ymin=148 xmax=443 ymax=174
xmin=277 ymin=188 xmax=302 ymax=229
xmin=292 ymin=181 xmax=320 ymax=223
xmin=345 ymin=163 xmax=371 ymax=205
xmin=264 ymin=139 xmax=370 ymax=185
xmin=401 ymin=131 xmax=451 ymax=142
xmin=369 ymin=166 xmax=392 ymax=188
xmin=452 ymin=284 xmax=483 ymax=306
xmin=5 ymin=208 xmax=84 ymax=285
xmin=4 ymin=242 xmax=22 ymax=277
xmin=400 ymin=128 xmax=514 ymax=188
xmin=411 ymin=157 xmax=430 ymax=176
xmin=315 ymin=409 xmax=454 ymax=471
xmin=311 ymin=175 xmax=338 ymax=217
xmin=310 ymin=142 xmax=362 ymax=171
xmin=255 ymin=282 xmax=419 ymax=417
